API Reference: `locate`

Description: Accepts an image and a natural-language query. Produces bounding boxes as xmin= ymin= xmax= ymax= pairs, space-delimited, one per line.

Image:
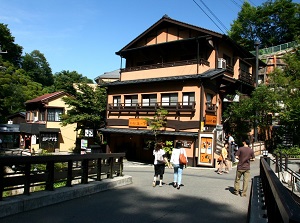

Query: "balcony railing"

xmin=121 ymin=58 xmax=210 ymax=72
xmin=239 ymin=70 xmax=254 ymax=85
xmin=205 ymin=102 xmax=217 ymax=113
xmin=108 ymin=102 xmax=196 ymax=114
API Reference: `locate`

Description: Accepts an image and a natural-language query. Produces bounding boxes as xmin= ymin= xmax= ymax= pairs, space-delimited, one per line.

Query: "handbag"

xmin=157 ymin=151 xmax=166 ymax=164
xmin=179 ymin=149 xmax=187 ymax=165
xmin=217 ymin=156 xmax=223 ymax=162
xmin=157 ymin=156 xmax=166 ymax=164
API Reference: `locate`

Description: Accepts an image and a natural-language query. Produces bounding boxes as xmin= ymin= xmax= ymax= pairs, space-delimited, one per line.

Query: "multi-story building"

xmin=20 ymin=91 xmax=77 ymax=153
xmin=99 ymin=15 xmax=261 ymax=166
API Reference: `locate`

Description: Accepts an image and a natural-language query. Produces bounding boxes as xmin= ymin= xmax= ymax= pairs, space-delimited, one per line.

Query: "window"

xmin=161 ymin=93 xmax=178 ymax=106
xmin=39 ymin=111 xmax=45 ymax=121
xmin=206 ymin=93 xmax=213 ymax=103
xmin=113 ymin=96 xmax=121 ymax=106
xmin=223 ymin=54 xmax=231 ymax=66
xmin=47 ymin=108 xmax=63 ymax=122
xmin=142 ymin=94 xmax=157 ymax=106
xmin=182 ymin=92 xmax=195 ymax=105
xmin=124 ymin=95 xmax=138 ymax=107
xmin=240 ymin=61 xmax=250 ymax=73
xmin=26 ymin=112 xmax=31 ymax=121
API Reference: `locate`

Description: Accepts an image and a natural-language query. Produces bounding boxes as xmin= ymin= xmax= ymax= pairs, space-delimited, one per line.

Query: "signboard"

xmin=81 ymin=139 xmax=88 ymax=154
xmin=85 ymin=129 xmax=93 ymax=137
xmin=198 ymin=133 xmax=214 ymax=167
xmin=205 ymin=115 xmax=217 ymax=126
xmin=128 ymin=118 xmax=147 ymax=128
xmin=40 ymin=133 xmax=58 ymax=151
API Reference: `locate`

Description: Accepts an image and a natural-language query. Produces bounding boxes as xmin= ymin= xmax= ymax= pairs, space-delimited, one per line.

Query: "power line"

xmin=192 ymin=0 xmax=226 ymax=34
xmin=231 ymin=0 xmax=242 ymax=8
xmin=198 ymin=0 xmax=229 ymax=33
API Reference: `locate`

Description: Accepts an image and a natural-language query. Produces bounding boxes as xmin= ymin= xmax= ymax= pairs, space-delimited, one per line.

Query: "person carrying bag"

xmin=170 ymin=141 xmax=188 ymax=190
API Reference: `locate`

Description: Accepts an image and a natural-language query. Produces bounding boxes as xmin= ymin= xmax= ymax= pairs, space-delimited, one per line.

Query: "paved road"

xmin=1 ymin=157 xmax=261 ymax=223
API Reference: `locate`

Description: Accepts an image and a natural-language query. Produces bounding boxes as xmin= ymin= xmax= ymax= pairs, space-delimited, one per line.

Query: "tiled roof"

xmin=0 ymin=124 xmax=20 ymax=133
xmin=100 ymin=69 xmax=227 ymax=87
xmin=25 ymin=91 xmax=66 ymax=104
xmin=94 ymin=69 xmax=120 ymax=81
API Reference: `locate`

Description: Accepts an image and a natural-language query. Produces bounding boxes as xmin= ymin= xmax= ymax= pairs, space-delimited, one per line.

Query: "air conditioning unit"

xmin=217 ymin=58 xmax=226 ymax=69
xmin=33 ymin=117 xmax=38 ymax=122
xmin=7 ymin=120 xmax=13 ymax=124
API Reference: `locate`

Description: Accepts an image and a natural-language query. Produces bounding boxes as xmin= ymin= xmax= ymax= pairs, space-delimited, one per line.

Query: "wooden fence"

xmin=0 ymin=153 xmax=125 ymax=201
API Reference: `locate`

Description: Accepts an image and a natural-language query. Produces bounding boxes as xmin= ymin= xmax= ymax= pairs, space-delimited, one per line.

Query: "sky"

xmin=0 ymin=0 xmax=299 ymax=82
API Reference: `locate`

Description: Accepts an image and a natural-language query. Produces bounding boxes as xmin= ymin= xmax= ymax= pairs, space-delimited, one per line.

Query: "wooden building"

xmin=99 ymin=15 xmax=260 ymax=166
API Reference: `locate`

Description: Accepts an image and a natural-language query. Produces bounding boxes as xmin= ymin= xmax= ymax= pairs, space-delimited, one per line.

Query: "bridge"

xmin=0 ymin=153 xmax=300 ymax=223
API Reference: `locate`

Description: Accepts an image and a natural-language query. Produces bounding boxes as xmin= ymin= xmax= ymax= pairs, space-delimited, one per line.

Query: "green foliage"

xmin=162 ymin=140 xmax=173 ymax=155
xmin=0 ymin=23 xmax=23 ymax=67
xmin=22 ymin=50 xmax=53 ymax=86
xmin=146 ymin=108 xmax=168 ymax=147
xmin=60 ymin=83 xmax=107 ymax=132
xmin=273 ymin=146 xmax=300 ymax=158
xmin=229 ymin=0 xmax=300 ymax=50
xmin=53 ymin=70 xmax=94 ymax=95
xmin=223 ymin=86 xmax=280 ymax=143
xmin=0 ymin=60 xmax=48 ymax=122
xmin=0 ymin=23 xmax=95 ymax=123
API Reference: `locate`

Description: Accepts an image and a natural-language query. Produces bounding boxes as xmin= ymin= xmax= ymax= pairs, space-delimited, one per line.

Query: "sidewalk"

xmin=1 ymin=156 xmax=261 ymax=223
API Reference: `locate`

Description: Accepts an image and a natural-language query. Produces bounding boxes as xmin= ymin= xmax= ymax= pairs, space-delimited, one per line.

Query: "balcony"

xmin=205 ymin=102 xmax=217 ymax=113
xmin=121 ymin=58 xmax=210 ymax=72
xmin=239 ymin=70 xmax=254 ymax=85
xmin=108 ymin=102 xmax=196 ymax=114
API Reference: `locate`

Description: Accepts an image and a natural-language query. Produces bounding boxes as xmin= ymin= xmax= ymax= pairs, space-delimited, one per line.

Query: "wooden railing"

xmin=239 ymin=69 xmax=254 ymax=85
xmin=259 ymin=157 xmax=300 ymax=222
xmin=121 ymin=58 xmax=210 ymax=72
xmin=0 ymin=153 xmax=125 ymax=201
xmin=108 ymin=102 xmax=196 ymax=114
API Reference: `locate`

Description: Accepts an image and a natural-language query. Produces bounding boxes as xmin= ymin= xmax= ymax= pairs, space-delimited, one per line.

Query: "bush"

xmin=273 ymin=145 xmax=300 ymax=158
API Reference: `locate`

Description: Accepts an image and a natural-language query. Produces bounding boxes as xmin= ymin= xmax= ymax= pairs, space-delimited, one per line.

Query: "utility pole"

xmin=254 ymin=41 xmax=260 ymax=142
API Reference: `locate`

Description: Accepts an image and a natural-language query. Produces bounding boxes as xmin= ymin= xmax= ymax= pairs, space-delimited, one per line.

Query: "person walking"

xmin=233 ymin=139 xmax=255 ymax=197
xmin=152 ymin=142 xmax=169 ymax=187
xmin=228 ymin=133 xmax=236 ymax=163
xmin=217 ymin=142 xmax=229 ymax=174
xmin=170 ymin=141 xmax=187 ymax=190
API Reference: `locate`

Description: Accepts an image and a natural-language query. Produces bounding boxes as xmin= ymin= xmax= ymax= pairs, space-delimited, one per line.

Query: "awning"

xmin=39 ymin=127 xmax=60 ymax=133
xmin=19 ymin=123 xmax=60 ymax=134
xmin=99 ymin=128 xmax=198 ymax=137
xmin=0 ymin=124 xmax=20 ymax=133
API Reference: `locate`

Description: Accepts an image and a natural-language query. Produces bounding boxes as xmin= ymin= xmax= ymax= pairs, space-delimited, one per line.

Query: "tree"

xmin=270 ymin=45 xmax=300 ymax=145
xmin=0 ymin=60 xmax=47 ymax=122
xmin=22 ymin=50 xmax=54 ymax=86
xmin=223 ymin=86 xmax=280 ymax=145
xmin=60 ymin=83 xmax=107 ymax=137
xmin=228 ymin=1 xmax=258 ymax=50
xmin=0 ymin=23 xmax=23 ymax=67
xmin=146 ymin=108 xmax=169 ymax=150
xmin=224 ymin=42 xmax=300 ymax=148
xmin=53 ymin=70 xmax=94 ymax=95
xmin=229 ymin=0 xmax=300 ymax=51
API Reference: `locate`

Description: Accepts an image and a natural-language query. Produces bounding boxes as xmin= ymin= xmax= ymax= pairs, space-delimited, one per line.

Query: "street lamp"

xmin=254 ymin=41 xmax=260 ymax=142
xmin=254 ymin=41 xmax=260 ymax=87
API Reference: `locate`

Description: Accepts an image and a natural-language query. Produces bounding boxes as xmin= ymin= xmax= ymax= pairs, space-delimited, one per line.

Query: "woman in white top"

xmin=170 ymin=141 xmax=187 ymax=190
xmin=152 ymin=142 xmax=169 ymax=187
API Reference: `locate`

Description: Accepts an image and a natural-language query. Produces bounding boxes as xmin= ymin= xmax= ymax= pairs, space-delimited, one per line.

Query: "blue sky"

xmin=0 ymin=0 xmax=298 ymax=81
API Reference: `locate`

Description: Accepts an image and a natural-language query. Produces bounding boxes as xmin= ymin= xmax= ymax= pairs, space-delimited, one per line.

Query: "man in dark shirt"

xmin=233 ymin=139 xmax=255 ymax=197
